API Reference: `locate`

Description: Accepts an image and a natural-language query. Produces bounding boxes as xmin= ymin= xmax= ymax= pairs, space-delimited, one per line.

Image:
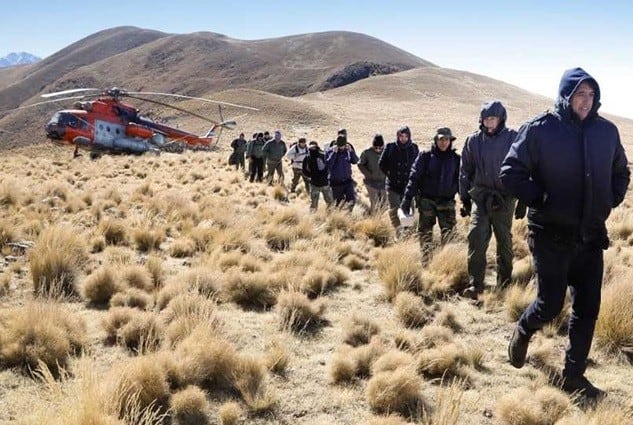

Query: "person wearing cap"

xmin=358 ymin=134 xmax=387 ymax=214
xmin=500 ymin=68 xmax=630 ymax=400
xmin=326 ymin=134 xmax=359 ymax=211
xmin=327 ymin=128 xmax=356 ymax=153
xmin=230 ymin=132 xmax=248 ymax=171
xmin=262 ymin=130 xmax=288 ymax=186
xmin=401 ymin=127 xmax=460 ymax=258
xmin=286 ymin=137 xmax=310 ymax=193
xmin=302 ymin=141 xmax=334 ymax=210
xmin=246 ymin=132 xmax=266 ymax=182
xmin=459 ymin=101 xmax=519 ymax=299
xmin=379 ymin=126 xmax=419 ymax=232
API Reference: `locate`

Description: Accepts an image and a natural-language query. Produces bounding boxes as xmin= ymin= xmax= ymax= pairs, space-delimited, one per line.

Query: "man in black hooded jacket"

xmin=500 ymin=67 xmax=630 ymax=399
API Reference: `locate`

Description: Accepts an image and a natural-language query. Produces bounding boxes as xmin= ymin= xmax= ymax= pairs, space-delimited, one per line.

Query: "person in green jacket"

xmin=263 ymin=130 xmax=287 ymax=185
xmin=358 ymin=134 xmax=386 ymax=214
xmin=246 ymin=132 xmax=266 ymax=182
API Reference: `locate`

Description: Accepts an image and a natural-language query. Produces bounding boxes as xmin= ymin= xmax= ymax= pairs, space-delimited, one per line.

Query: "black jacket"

xmin=302 ymin=150 xmax=329 ymax=187
xmin=379 ymin=128 xmax=419 ymax=194
xmin=403 ymin=144 xmax=460 ymax=202
xmin=500 ymin=67 xmax=630 ymax=248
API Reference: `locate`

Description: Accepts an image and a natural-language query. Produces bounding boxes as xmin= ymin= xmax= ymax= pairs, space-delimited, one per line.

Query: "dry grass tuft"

xmin=511 ymin=256 xmax=534 ymax=285
xmin=433 ymin=308 xmax=462 ymax=333
xmin=117 ymin=312 xmax=164 ymax=353
xmin=417 ymin=343 xmax=484 ymax=378
xmin=0 ymin=219 xmax=15 ymax=247
xmin=505 ymin=283 xmax=536 ymax=322
xmin=99 ymin=218 xmax=128 ymax=246
xmin=595 ymin=274 xmax=633 ymax=361
xmin=102 ymin=307 xmax=137 ymax=343
xmin=164 ymin=294 xmax=219 ymax=346
xmin=555 ymin=401 xmax=633 ymax=424
xmin=363 ymin=415 xmax=409 ymax=425
xmin=121 ymin=265 xmax=154 ymax=292
xmin=264 ymin=340 xmax=290 ymax=375
xmin=423 ymin=243 xmax=469 ymax=297
xmin=182 ymin=266 xmax=222 ymax=297
xmin=424 ymin=378 xmax=466 ymax=425
xmin=82 ymin=266 xmax=123 ymax=305
xmin=29 ymin=225 xmax=88 ymax=297
xmin=223 ymin=271 xmax=278 ymax=310
xmin=354 ymin=216 xmax=394 ymax=247
xmin=218 ymin=401 xmax=243 ymax=425
xmin=113 ymin=354 xmax=171 ymax=417
xmin=133 ymin=227 xmax=165 ymax=252
xmin=145 ymin=254 xmax=166 ymax=288
xmin=0 ymin=179 xmax=22 ymax=207
xmin=0 ymin=302 xmax=86 ymax=375
xmin=110 ymin=288 xmax=153 ymax=310
xmin=376 ymin=243 xmax=423 ymax=300
xmin=233 ymin=356 xmax=276 ymax=414
xmin=277 ymin=291 xmax=326 ymax=333
xmin=372 ymin=350 xmax=415 ymax=374
xmin=343 ymin=315 xmax=381 ymax=346
xmin=394 ymin=292 xmax=432 ymax=328
xmin=170 ymin=237 xmax=197 ymax=258
xmin=495 ymin=385 xmax=571 ymax=425
xmin=366 ymin=367 xmax=425 ymax=418
xmin=299 ymin=266 xmax=349 ymax=298
xmin=354 ymin=338 xmax=388 ymax=378
xmin=170 ymin=386 xmax=210 ymax=425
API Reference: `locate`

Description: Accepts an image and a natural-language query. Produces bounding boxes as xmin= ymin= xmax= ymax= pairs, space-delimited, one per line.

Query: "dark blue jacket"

xmin=403 ymin=144 xmax=460 ymax=202
xmin=500 ymin=67 xmax=630 ymax=248
xmin=325 ymin=148 xmax=358 ymax=184
xmin=459 ymin=101 xmax=517 ymax=201
xmin=379 ymin=128 xmax=419 ymax=194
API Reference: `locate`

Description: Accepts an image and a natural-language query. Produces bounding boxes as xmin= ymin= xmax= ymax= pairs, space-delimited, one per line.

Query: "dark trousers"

xmin=235 ymin=154 xmax=245 ymax=171
xmin=331 ymin=180 xmax=356 ymax=210
xmin=249 ymin=157 xmax=264 ymax=182
xmin=518 ymin=230 xmax=603 ymax=378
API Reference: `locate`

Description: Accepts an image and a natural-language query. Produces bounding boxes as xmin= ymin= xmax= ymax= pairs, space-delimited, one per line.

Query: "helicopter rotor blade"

xmin=126 ymin=94 xmax=220 ymax=125
xmin=0 ymin=95 xmax=88 ymax=115
xmin=41 ymin=88 xmax=101 ymax=98
xmin=126 ymin=91 xmax=259 ymax=111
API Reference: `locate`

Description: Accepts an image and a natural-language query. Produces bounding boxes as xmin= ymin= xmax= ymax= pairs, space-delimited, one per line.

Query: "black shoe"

xmin=462 ymin=285 xmax=482 ymax=300
xmin=508 ymin=326 xmax=530 ymax=368
xmin=561 ymin=375 xmax=605 ymax=400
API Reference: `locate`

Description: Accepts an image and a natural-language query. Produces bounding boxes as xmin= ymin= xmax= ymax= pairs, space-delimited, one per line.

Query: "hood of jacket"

xmin=478 ymin=100 xmax=507 ymax=134
xmin=554 ymin=67 xmax=601 ymax=122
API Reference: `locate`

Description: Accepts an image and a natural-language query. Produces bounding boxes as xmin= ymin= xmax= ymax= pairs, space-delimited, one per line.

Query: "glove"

xmin=514 ymin=201 xmax=527 ymax=219
xmin=400 ymin=198 xmax=412 ymax=215
xmin=460 ymin=199 xmax=472 ymax=217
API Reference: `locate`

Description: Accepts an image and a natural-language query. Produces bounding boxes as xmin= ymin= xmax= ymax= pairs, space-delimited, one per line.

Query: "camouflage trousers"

xmin=417 ymin=197 xmax=456 ymax=257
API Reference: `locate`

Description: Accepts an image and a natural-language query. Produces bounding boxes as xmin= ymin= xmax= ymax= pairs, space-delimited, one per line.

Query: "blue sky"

xmin=2 ymin=0 xmax=632 ymax=118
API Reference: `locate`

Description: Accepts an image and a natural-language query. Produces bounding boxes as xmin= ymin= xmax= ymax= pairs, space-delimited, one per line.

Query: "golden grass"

xmin=329 ymin=346 xmax=357 ymax=384
xmin=233 ymin=356 xmax=276 ymax=414
xmin=117 ymin=311 xmax=164 ymax=353
xmin=422 ymin=378 xmax=465 ymax=425
xmin=81 ymin=266 xmax=123 ymax=305
xmin=113 ymin=354 xmax=171 ymax=417
xmin=170 ymin=386 xmax=210 ymax=425
xmin=595 ymin=273 xmax=633 ymax=361
xmin=0 ymin=218 xmax=15 ymax=247
xmin=366 ymin=367 xmax=425 ymax=418
xmin=218 ymin=401 xmax=243 ymax=425
xmin=133 ymin=226 xmax=165 ymax=252
xmin=99 ymin=218 xmax=128 ymax=246
xmin=298 ymin=265 xmax=349 ymax=298
xmin=110 ymin=288 xmax=153 ymax=310
xmin=121 ymin=265 xmax=154 ymax=291
xmin=264 ymin=340 xmax=290 ymax=375
xmin=422 ymin=243 xmax=469 ymax=297
xmin=29 ymin=225 xmax=88 ymax=296
xmin=555 ymin=401 xmax=633 ymax=424
xmin=417 ymin=343 xmax=484 ymax=379
xmin=223 ymin=270 xmax=278 ymax=310
xmin=505 ymin=283 xmax=537 ymax=322
xmin=343 ymin=315 xmax=381 ymax=346
xmin=169 ymin=237 xmax=197 ymax=258
xmin=145 ymin=254 xmax=166 ymax=288
xmin=376 ymin=243 xmax=423 ymax=300
xmin=277 ymin=291 xmax=326 ymax=333
xmin=394 ymin=292 xmax=432 ymax=328
xmin=353 ymin=216 xmax=394 ymax=247
xmin=495 ymin=385 xmax=571 ymax=425
xmin=0 ymin=302 xmax=86 ymax=375
xmin=372 ymin=350 xmax=415 ymax=374
xmin=511 ymin=256 xmax=534 ymax=285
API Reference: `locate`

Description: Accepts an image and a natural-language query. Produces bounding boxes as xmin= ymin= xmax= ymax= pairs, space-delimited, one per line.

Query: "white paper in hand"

xmin=397 ymin=208 xmax=414 ymax=228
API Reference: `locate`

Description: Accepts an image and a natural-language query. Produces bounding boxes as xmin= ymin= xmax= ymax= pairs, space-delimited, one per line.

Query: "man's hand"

xmin=460 ymin=199 xmax=472 ymax=217
xmin=514 ymin=201 xmax=527 ymax=219
xmin=400 ymin=198 xmax=412 ymax=215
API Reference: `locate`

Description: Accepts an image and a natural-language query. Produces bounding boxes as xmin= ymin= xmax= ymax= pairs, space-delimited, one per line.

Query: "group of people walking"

xmin=229 ymin=67 xmax=631 ymax=401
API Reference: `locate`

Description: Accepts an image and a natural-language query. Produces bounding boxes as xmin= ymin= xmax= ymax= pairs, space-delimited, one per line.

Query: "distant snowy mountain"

xmin=0 ymin=52 xmax=41 ymax=68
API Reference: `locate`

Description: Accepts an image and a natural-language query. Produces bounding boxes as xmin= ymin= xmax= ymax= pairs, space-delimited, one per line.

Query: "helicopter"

xmin=22 ymin=87 xmax=258 ymax=157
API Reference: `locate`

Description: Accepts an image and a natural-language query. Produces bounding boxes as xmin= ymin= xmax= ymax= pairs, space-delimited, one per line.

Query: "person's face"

xmin=398 ymin=132 xmax=409 ymax=143
xmin=298 ymin=140 xmax=306 ymax=148
xmin=436 ymin=136 xmax=451 ymax=152
xmin=482 ymin=116 xmax=500 ymax=133
xmin=571 ymin=81 xmax=595 ymax=121
xmin=373 ymin=145 xmax=384 ymax=153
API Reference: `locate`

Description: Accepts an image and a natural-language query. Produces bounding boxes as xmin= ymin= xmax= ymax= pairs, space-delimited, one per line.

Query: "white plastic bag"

xmin=397 ymin=208 xmax=414 ymax=228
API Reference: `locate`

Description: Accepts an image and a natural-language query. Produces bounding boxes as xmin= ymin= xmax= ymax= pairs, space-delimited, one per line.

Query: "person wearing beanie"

xmin=262 ymin=130 xmax=287 ymax=186
xmin=401 ymin=127 xmax=460 ymax=259
xmin=459 ymin=101 xmax=519 ymax=299
xmin=326 ymin=134 xmax=359 ymax=211
xmin=379 ymin=125 xmax=419 ymax=233
xmin=230 ymin=132 xmax=248 ymax=172
xmin=501 ymin=67 xmax=630 ymax=400
xmin=302 ymin=141 xmax=334 ymax=210
xmin=358 ymin=134 xmax=387 ymax=214
xmin=246 ymin=132 xmax=266 ymax=182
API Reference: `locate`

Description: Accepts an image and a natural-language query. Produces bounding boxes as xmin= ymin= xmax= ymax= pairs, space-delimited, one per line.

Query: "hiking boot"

xmin=462 ymin=285 xmax=482 ymax=300
xmin=508 ymin=326 xmax=530 ymax=368
xmin=561 ymin=375 xmax=606 ymax=400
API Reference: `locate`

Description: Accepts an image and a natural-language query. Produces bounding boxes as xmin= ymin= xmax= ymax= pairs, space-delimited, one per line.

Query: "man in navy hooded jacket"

xmin=500 ymin=67 xmax=630 ymax=399
xmin=460 ymin=101 xmax=518 ymax=298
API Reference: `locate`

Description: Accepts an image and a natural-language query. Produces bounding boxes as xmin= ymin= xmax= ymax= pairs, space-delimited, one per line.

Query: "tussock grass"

xmin=555 ymin=401 xmax=633 ymax=424
xmin=394 ymin=292 xmax=432 ymax=328
xmin=422 ymin=243 xmax=469 ymax=297
xmin=330 ymin=346 xmax=357 ymax=384
xmin=164 ymin=294 xmax=220 ymax=346
xmin=82 ymin=266 xmax=123 ymax=305
xmin=423 ymin=379 xmax=465 ymax=425
xmin=133 ymin=226 xmax=165 ymax=252
xmin=103 ymin=307 xmax=137 ymax=344
xmin=0 ymin=302 xmax=86 ymax=375
xmin=170 ymin=237 xmax=197 ymax=258
xmin=233 ymin=356 xmax=276 ymax=414
xmin=105 ymin=246 xmax=135 ymax=265
xmin=145 ymin=254 xmax=166 ymax=288
xmin=299 ymin=265 xmax=349 ymax=298
xmin=376 ymin=243 xmax=423 ymax=300
xmin=372 ymin=350 xmax=415 ymax=374
xmin=264 ymin=340 xmax=290 ymax=374
xmin=366 ymin=367 xmax=425 ymax=418
xmin=99 ymin=218 xmax=128 ymax=245
xmin=511 ymin=256 xmax=534 ymax=285
xmin=342 ymin=315 xmax=381 ymax=346
xmin=223 ymin=271 xmax=278 ymax=310
xmin=433 ymin=308 xmax=462 ymax=333
xmin=505 ymin=283 xmax=537 ymax=322
xmin=121 ymin=265 xmax=154 ymax=292
xmin=110 ymin=288 xmax=153 ymax=310
xmin=417 ymin=343 xmax=484 ymax=378
xmin=0 ymin=179 xmax=22 ymax=207
xmin=170 ymin=386 xmax=210 ymax=425
xmin=182 ymin=266 xmax=222 ymax=297
xmin=277 ymin=291 xmax=326 ymax=333
xmin=495 ymin=386 xmax=571 ymax=425
xmin=113 ymin=354 xmax=171 ymax=417
xmin=0 ymin=219 xmax=15 ymax=247
xmin=353 ymin=216 xmax=394 ymax=247
xmin=117 ymin=312 xmax=164 ymax=353
xmin=29 ymin=225 xmax=88 ymax=296
xmin=595 ymin=274 xmax=633 ymax=361
xmin=354 ymin=339 xmax=388 ymax=378
xmin=218 ymin=401 xmax=243 ymax=425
